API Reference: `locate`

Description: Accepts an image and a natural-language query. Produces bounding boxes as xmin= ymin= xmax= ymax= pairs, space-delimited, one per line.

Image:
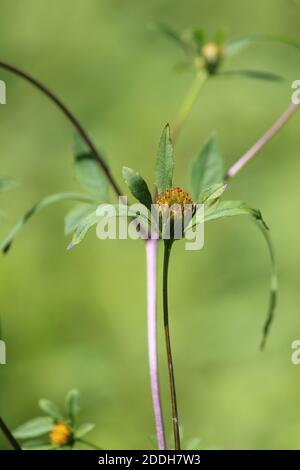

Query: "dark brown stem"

xmin=163 ymin=240 xmax=180 ymax=450
xmin=0 ymin=61 xmax=122 ymax=198
xmin=0 ymin=417 xmax=22 ymax=450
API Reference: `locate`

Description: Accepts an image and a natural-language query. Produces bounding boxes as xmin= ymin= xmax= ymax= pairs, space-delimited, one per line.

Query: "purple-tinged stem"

xmin=146 ymin=238 xmax=166 ymax=450
xmin=227 ymin=102 xmax=300 ymax=179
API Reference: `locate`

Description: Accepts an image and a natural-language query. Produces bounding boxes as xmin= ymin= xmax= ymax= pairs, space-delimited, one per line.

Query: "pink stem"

xmin=146 ymin=238 xmax=166 ymax=450
xmin=227 ymin=102 xmax=300 ymax=178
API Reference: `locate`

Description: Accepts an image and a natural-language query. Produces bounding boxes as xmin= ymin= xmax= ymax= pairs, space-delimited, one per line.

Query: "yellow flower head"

xmin=201 ymin=42 xmax=223 ymax=73
xmin=156 ymin=187 xmax=194 ymax=209
xmin=50 ymin=423 xmax=72 ymax=446
xmin=155 ymin=187 xmax=195 ymax=238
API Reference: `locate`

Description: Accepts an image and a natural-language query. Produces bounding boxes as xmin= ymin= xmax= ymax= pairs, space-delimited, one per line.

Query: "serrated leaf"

xmin=122 ymin=167 xmax=152 ymax=211
xmin=14 ymin=417 xmax=54 ymax=439
xmin=0 ymin=192 xmax=94 ymax=254
xmin=64 ymin=203 xmax=98 ymax=235
xmin=66 ymin=389 xmax=80 ymax=425
xmin=219 ymin=69 xmax=284 ymax=82
xmin=155 ymin=125 xmax=174 ymax=194
xmin=75 ymin=423 xmax=95 ymax=438
xmin=0 ymin=177 xmax=17 ymax=193
xmin=204 ymin=201 xmax=277 ymax=349
xmin=38 ymin=399 xmax=64 ymax=422
xmin=190 ymin=134 xmax=224 ymax=201
xmin=74 ymin=134 xmax=108 ymax=200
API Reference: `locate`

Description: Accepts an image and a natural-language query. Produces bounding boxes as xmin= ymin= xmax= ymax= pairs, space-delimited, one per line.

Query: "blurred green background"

xmin=0 ymin=0 xmax=300 ymax=450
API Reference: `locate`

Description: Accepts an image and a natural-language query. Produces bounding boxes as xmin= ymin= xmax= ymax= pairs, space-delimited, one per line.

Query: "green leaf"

xmin=155 ymin=124 xmax=174 ymax=194
xmin=21 ymin=438 xmax=53 ymax=450
xmin=192 ymin=28 xmax=205 ymax=51
xmin=74 ymin=134 xmax=108 ymax=200
xmin=66 ymin=389 xmax=80 ymax=425
xmin=0 ymin=177 xmax=17 ymax=193
xmin=0 ymin=192 xmax=94 ymax=254
xmin=122 ymin=167 xmax=152 ymax=211
xmin=199 ymin=183 xmax=227 ymax=204
xmin=64 ymin=203 xmax=98 ymax=235
xmin=154 ymin=23 xmax=192 ymax=54
xmin=68 ymin=205 xmax=151 ymax=249
xmin=204 ymin=201 xmax=277 ymax=349
xmin=14 ymin=417 xmax=54 ymax=439
xmin=219 ymin=69 xmax=284 ymax=82
xmin=38 ymin=399 xmax=64 ymax=422
xmin=223 ymin=36 xmax=253 ymax=56
xmin=75 ymin=423 xmax=95 ymax=438
xmin=224 ymin=34 xmax=300 ymax=57
xmin=190 ymin=134 xmax=224 ymax=201
xmin=204 ymin=200 xmax=265 ymax=223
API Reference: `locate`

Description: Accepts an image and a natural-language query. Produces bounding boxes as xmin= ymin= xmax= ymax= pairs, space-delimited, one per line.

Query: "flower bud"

xmin=201 ymin=42 xmax=223 ymax=74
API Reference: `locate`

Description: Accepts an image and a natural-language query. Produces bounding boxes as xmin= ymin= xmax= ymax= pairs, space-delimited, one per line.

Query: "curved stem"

xmin=163 ymin=240 xmax=180 ymax=450
xmin=226 ymin=102 xmax=300 ymax=179
xmin=173 ymin=70 xmax=207 ymax=143
xmin=0 ymin=61 xmax=122 ymax=198
xmin=146 ymin=239 xmax=166 ymax=450
xmin=0 ymin=417 xmax=22 ymax=450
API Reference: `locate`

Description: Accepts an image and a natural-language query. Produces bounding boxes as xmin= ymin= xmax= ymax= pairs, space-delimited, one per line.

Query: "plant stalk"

xmin=227 ymin=102 xmax=300 ymax=178
xmin=173 ymin=70 xmax=207 ymax=142
xmin=163 ymin=240 xmax=180 ymax=450
xmin=146 ymin=238 xmax=166 ymax=450
xmin=0 ymin=61 xmax=122 ymax=198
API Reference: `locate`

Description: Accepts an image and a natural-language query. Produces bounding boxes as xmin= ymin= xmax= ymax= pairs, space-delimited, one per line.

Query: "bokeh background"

xmin=0 ymin=0 xmax=300 ymax=450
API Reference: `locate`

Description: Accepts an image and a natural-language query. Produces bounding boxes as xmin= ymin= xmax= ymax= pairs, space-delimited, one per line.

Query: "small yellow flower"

xmin=50 ymin=423 xmax=72 ymax=446
xmin=201 ymin=42 xmax=223 ymax=73
xmin=155 ymin=187 xmax=195 ymax=238
xmin=156 ymin=187 xmax=194 ymax=209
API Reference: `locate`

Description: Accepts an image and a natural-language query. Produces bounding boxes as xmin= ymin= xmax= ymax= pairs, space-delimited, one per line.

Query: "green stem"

xmin=173 ymin=70 xmax=207 ymax=142
xmin=163 ymin=239 xmax=180 ymax=450
xmin=77 ymin=438 xmax=102 ymax=450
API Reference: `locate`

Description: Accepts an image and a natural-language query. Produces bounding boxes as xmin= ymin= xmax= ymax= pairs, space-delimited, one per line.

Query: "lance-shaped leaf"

xmin=224 ymin=33 xmax=300 ymax=57
xmin=13 ymin=417 xmax=54 ymax=439
xmin=0 ymin=192 xmax=94 ymax=254
xmin=192 ymin=28 xmax=206 ymax=52
xmin=38 ymin=399 xmax=64 ymax=422
xmin=154 ymin=23 xmax=193 ymax=55
xmin=22 ymin=441 xmax=58 ymax=450
xmin=75 ymin=423 xmax=95 ymax=438
xmin=155 ymin=124 xmax=174 ymax=194
xmin=122 ymin=167 xmax=152 ymax=211
xmin=66 ymin=389 xmax=80 ymax=425
xmin=64 ymin=203 xmax=98 ymax=236
xmin=68 ymin=205 xmax=151 ymax=249
xmin=74 ymin=133 xmax=108 ymax=200
xmin=199 ymin=183 xmax=227 ymax=205
xmin=190 ymin=134 xmax=224 ymax=201
xmin=205 ymin=201 xmax=277 ymax=349
xmin=219 ymin=69 xmax=284 ymax=82
xmin=0 ymin=177 xmax=17 ymax=193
